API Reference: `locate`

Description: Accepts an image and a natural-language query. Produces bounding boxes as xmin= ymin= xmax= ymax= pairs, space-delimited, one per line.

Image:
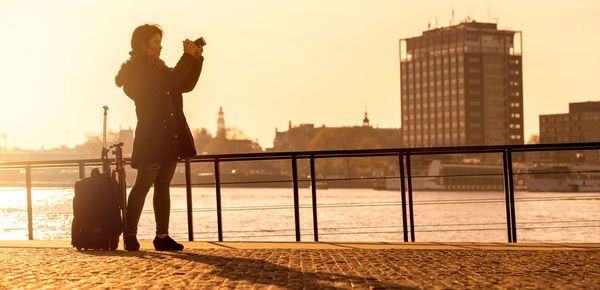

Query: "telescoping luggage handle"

xmin=100 ymin=105 xmax=128 ymax=233
xmin=102 ymin=106 xmax=111 ymax=175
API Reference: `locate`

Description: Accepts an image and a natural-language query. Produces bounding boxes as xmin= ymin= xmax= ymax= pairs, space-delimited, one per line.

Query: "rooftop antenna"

xmin=467 ymin=2 xmax=472 ymax=22
xmin=451 ymin=0 xmax=455 ymax=25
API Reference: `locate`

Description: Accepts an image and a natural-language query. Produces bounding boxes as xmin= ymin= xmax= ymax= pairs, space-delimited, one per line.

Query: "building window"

xmin=511 ymin=113 xmax=521 ymax=119
xmin=510 ymin=102 xmax=520 ymax=108
xmin=510 ymin=135 xmax=522 ymax=140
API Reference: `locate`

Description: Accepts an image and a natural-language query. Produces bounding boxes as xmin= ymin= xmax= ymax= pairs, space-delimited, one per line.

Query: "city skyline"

xmin=1 ymin=0 xmax=599 ymax=150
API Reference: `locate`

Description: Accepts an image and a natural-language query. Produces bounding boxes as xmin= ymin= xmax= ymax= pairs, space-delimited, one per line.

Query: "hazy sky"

xmin=1 ymin=0 xmax=599 ymax=150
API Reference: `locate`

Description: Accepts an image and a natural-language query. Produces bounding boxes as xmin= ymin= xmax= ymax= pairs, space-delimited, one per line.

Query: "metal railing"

xmin=1 ymin=142 xmax=599 ymax=243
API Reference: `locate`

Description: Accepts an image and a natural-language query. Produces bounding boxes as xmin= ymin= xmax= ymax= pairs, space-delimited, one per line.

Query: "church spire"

xmin=363 ymin=109 xmax=370 ymax=127
xmin=217 ymin=106 xmax=226 ymax=138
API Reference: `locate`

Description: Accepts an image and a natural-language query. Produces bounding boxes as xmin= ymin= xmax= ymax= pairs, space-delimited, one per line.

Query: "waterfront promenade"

xmin=0 ymin=241 xmax=598 ymax=288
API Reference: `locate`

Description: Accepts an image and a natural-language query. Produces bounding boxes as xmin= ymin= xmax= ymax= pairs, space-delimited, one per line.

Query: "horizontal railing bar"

xmin=2 ymin=142 xmax=600 ymax=169
xmin=194 ymin=224 xmax=600 ymax=239
xmin=4 ymin=168 xmax=600 ymax=189
xmin=0 ymin=159 xmax=107 ymax=167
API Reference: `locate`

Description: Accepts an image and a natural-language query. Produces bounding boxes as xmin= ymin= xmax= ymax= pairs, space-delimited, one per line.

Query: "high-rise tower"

xmin=400 ymin=21 xmax=523 ymax=147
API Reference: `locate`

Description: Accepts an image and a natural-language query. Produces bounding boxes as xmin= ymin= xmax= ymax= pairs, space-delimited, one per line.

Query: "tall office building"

xmin=400 ymin=21 xmax=523 ymax=147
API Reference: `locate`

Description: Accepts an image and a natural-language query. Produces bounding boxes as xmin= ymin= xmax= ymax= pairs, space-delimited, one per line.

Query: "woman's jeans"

xmin=126 ymin=161 xmax=177 ymax=236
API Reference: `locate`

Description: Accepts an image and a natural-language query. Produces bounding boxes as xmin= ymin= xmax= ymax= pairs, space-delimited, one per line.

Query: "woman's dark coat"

xmin=115 ymin=52 xmax=203 ymax=169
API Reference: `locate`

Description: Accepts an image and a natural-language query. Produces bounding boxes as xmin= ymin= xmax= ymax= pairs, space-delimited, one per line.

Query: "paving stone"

xmin=0 ymin=247 xmax=599 ymax=288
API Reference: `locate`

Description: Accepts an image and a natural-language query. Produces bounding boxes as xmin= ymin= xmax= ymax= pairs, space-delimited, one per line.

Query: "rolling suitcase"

xmin=71 ymin=106 xmax=127 ymax=250
xmin=71 ymin=168 xmax=122 ymax=250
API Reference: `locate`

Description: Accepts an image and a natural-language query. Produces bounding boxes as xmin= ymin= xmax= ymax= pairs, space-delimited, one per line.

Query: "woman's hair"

xmin=130 ymin=23 xmax=163 ymax=55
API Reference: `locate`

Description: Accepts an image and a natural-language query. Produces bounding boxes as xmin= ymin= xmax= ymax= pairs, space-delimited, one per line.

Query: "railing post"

xmin=502 ymin=149 xmax=513 ymax=243
xmin=185 ymin=160 xmax=194 ymax=241
xmin=309 ymin=155 xmax=319 ymax=241
xmin=25 ymin=165 xmax=33 ymax=240
xmin=214 ymin=159 xmax=223 ymax=242
xmin=398 ymin=152 xmax=408 ymax=242
xmin=78 ymin=162 xmax=85 ymax=179
xmin=291 ymin=155 xmax=301 ymax=241
xmin=406 ymin=152 xmax=415 ymax=242
xmin=506 ymin=148 xmax=517 ymax=242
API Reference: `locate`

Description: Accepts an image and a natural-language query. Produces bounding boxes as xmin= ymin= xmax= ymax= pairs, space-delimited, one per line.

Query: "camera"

xmin=194 ymin=37 xmax=206 ymax=47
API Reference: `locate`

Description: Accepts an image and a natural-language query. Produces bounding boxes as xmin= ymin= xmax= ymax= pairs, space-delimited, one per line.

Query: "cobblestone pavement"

xmin=0 ymin=243 xmax=599 ymax=289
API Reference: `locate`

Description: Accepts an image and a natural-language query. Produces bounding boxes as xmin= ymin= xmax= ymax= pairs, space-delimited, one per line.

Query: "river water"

xmin=1 ymin=187 xmax=599 ymax=243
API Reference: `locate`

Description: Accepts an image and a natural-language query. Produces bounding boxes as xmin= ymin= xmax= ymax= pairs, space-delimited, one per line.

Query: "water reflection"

xmin=0 ymin=187 xmax=599 ymax=242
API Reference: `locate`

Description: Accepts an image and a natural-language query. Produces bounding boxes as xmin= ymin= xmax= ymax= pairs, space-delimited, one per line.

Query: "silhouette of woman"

xmin=115 ymin=24 xmax=204 ymax=251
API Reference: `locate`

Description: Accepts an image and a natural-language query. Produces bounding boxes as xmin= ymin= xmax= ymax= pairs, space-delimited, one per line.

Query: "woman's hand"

xmin=194 ymin=45 xmax=203 ymax=59
xmin=183 ymin=39 xmax=197 ymax=56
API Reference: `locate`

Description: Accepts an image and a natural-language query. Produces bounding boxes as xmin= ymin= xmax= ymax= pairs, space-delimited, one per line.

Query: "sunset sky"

xmin=1 ymin=0 xmax=599 ymax=150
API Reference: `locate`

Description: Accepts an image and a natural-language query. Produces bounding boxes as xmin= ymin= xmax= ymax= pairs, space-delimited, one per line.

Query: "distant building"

xmin=540 ymin=101 xmax=600 ymax=143
xmin=400 ymin=21 xmax=524 ymax=147
xmin=198 ymin=106 xmax=262 ymax=154
xmin=217 ymin=106 xmax=226 ymax=139
xmin=117 ymin=127 xmax=134 ymax=157
xmin=273 ymin=112 xmax=402 ymax=151
xmin=117 ymin=127 xmax=134 ymax=144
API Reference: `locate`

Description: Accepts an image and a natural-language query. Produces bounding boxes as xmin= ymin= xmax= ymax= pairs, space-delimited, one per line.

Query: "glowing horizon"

xmin=1 ymin=0 xmax=599 ymax=150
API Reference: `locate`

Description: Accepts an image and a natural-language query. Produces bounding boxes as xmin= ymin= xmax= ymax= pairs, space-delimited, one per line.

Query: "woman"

xmin=115 ymin=24 xmax=204 ymax=251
